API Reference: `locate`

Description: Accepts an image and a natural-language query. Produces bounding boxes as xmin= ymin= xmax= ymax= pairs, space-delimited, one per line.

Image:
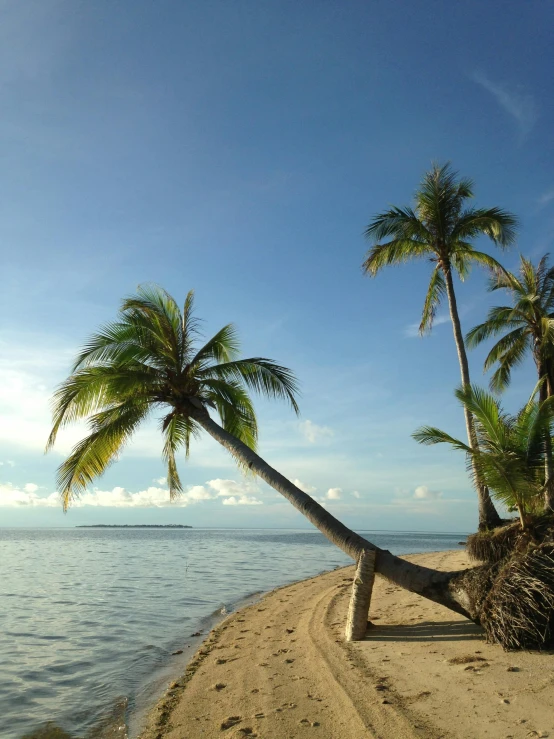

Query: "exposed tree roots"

xmin=451 ymin=535 xmax=554 ymax=650
xmin=480 ymin=544 xmax=554 ymax=650
xmin=466 ymin=515 xmax=554 ymax=564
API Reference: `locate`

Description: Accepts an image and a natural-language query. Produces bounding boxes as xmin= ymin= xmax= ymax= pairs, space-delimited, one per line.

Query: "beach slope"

xmin=140 ymin=550 xmax=553 ymax=739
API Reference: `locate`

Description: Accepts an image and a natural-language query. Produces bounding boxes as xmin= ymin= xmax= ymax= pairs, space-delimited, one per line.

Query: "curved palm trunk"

xmin=443 ymin=266 xmax=502 ymax=529
xmin=190 ymin=406 xmax=471 ymax=618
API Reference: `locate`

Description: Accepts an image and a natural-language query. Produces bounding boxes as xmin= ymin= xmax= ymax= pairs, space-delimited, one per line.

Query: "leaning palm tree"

xmin=46 ymin=285 xmax=554 ymax=648
xmin=466 ymin=255 xmax=554 ymax=511
xmin=413 ymin=384 xmax=554 ymax=529
xmin=363 ymin=163 xmax=518 ymax=529
xmin=46 ymin=284 xmax=475 ymax=617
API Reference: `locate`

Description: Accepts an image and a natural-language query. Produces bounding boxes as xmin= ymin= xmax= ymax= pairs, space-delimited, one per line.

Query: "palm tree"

xmin=413 ymin=384 xmax=554 ymax=528
xmin=363 ymin=162 xmax=518 ymax=529
xmin=46 ymin=284 xmax=476 ymax=619
xmin=466 ymin=255 xmax=554 ymax=511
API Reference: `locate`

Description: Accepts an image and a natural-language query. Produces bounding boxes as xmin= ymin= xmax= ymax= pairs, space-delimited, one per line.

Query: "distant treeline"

xmin=76 ymin=524 xmax=193 ymax=528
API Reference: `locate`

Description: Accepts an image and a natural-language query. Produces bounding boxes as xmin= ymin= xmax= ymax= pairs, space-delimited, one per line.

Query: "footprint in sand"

xmin=220 ymin=715 xmax=241 ymax=730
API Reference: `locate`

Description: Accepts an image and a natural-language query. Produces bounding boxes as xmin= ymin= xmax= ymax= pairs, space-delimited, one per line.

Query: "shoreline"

xmin=137 ymin=549 xmax=554 ymax=739
xmin=134 ymin=567 xmax=352 ymax=739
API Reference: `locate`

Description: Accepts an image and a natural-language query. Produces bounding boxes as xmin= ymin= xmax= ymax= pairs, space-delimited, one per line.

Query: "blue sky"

xmin=1 ymin=0 xmax=553 ymax=531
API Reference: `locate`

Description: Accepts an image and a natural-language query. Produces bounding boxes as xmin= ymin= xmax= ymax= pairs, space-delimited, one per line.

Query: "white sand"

xmin=139 ymin=550 xmax=554 ymax=739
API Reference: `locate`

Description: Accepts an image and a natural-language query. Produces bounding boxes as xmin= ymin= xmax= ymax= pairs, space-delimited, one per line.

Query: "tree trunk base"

xmin=345 ymin=550 xmax=376 ymax=641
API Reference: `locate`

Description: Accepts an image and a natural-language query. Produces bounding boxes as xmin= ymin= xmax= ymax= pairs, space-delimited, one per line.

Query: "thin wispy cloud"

xmin=472 ymin=72 xmax=538 ymax=138
xmin=538 ymin=189 xmax=554 ymax=209
xmin=413 ymin=485 xmax=443 ymax=501
xmin=404 ymin=313 xmax=450 ymax=338
xmin=292 ymin=479 xmax=317 ymax=494
xmin=298 ymin=420 xmax=334 ymax=444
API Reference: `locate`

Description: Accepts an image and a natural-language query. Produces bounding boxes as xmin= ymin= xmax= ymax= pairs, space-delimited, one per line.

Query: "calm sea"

xmin=0 ymin=527 xmax=465 ymax=739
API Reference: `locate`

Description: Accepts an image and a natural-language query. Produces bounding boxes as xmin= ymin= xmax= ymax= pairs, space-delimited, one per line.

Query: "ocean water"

xmin=0 ymin=527 xmax=465 ymax=739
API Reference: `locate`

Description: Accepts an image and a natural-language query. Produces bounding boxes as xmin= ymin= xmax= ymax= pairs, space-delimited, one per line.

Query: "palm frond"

xmin=419 ymin=266 xmax=446 ymax=334
xmin=451 ymin=207 xmax=519 ymax=247
xmin=161 ymin=413 xmax=200 ymax=498
xmin=412 ymin=425 xmax=472 ymax=453
xmin=47 ymin=365 xmax=157 ymax=451
xmin=457 ymin=247 xmax=509 ymax=277
xmin=455 ymin=385 xmax=506 ymax=447
xmin=206 ymin=379 xmax=258 ymax=447
xmin=189 ymin=324 xmax=240 ymax=369
xmin=488 ymin=332 xmax=530 ymax=393
xmin=57 ymin=401 xmax=149 ymax=511
xmin=466 ymin=307 xmax=524 ymax=348
xmin=364 ymin=206 xmax=431 ymax=243
xmin=416 ymin=384 xmax=550 ymax=516
xmin=122 ymin=285 xmax=184 ymax=368
xmin=362 ymin=238 xmax=431 ymax=276
xmin=199 ymin=359 xmax=300 ymax=414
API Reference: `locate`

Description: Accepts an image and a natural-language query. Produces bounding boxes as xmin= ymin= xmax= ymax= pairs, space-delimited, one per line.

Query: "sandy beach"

xmin=139 ymin=550 xmax=554 ymax=739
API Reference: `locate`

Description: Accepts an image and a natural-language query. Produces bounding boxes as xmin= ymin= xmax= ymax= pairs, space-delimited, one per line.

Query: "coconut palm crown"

xmin=363 ymin=162 xmax=518 ymax=335
xmin=363 ymin=162 xmax=518 ymax=529
xmin=46 ymin=285 xmax=299 ymax=510
xmin=466 ymin=254 xmax=554 ymax=394
xmin=413 ymin=384 xmax=554 ymax=528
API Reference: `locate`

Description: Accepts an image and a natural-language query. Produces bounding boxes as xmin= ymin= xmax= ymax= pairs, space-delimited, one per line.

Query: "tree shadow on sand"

xmin=364 ymin=620 xmax=484 ymax=642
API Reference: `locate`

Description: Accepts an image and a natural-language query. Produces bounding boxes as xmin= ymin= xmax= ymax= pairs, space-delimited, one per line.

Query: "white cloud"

xmin=293 ymin=478 xmax=317 ymax=494
xmin=0 ymin=460 xmax=15 ymax=467
xmin=222 ymin=495 xmax=263 ymax=506
xmin=185 ymin=485 xmax=214 ymax=501
xmin=153 ymin=476 xmax=167 ymax=485
xmin=299 ymin=420 xmax=334 ymax=444
xmin=325 ymin=487 xmax=342 ymax=500
xmin=404 ymin=313 xmax=450 ymax=338
xmin=0 ymin=477 xmax=264 ymax=509
xmin=0 ymin=483 xmax=58 ymax=507
xmin=473 ymin=72 xmax=538 ymax=137
xmin=352 ymin=490 xmax=361 ymax=499
xmin=413 ymin=485 xmax=443 ymax=501
xmin=207 ymin=478 xmax=257 ymax=497
xmin=538 ymin=189 xmax=554 ymax=208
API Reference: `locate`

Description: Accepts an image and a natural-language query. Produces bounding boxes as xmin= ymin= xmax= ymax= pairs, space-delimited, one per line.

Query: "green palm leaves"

xmin=467 ymin=255 xmax=554 ymax=393
xmin=414 ymin=385 xmax=554 ymax=525
xmin=47 ymin=285 xmax=300 ymax=510
xmin=363 ymin=162 xmax=518 ymax=335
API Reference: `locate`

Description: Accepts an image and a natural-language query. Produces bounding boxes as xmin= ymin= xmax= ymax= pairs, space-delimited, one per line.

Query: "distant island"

xmin=76 ymin=524 xmax=193 ymax=528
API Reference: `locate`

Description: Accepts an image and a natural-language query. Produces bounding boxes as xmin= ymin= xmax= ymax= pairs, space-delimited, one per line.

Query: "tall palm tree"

xmin=466 ymin=255 xmax=554 ymax=511
xmin=363 ymin=162 xmax=518 ymax=529
xmin=413 ymin=384 xmax=554 ymax=528
xmin=46 ymin=284 xmax=473 ymax=618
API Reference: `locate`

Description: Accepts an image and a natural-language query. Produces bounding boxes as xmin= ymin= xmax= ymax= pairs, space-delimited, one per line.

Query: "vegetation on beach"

xmin=413 ymin=383 xmax=554 ymax=528
xmin=363 ymin=163 xmax=518 ymax=529
xmin=47 ymin=163 xmax=554 ymax=650
xmin=466 ymin=254 xmax=554 ymax=511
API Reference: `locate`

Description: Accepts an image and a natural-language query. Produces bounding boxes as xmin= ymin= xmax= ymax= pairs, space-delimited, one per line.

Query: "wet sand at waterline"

xmin=139 ymin=550 xmax=554 ymax=739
